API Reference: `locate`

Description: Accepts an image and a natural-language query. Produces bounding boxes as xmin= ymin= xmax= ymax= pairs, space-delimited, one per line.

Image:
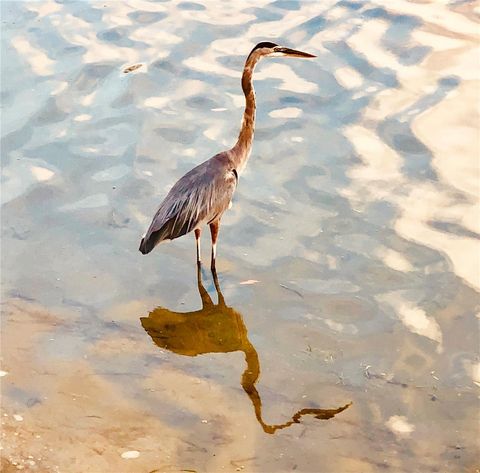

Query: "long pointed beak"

xmin=276 ymin=47 xmax=316 ymax=58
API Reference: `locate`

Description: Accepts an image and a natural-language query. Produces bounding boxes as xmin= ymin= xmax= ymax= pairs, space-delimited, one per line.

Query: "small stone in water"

xmin=13 ymin=414 xmax=23 ymax=422
xmin=123 ymin=64 xmax=143 ymax=74
xmin=239 ymin=280 xmax=259 ymax=285
xmin=121 ymin=450 xmax=140 ymax=459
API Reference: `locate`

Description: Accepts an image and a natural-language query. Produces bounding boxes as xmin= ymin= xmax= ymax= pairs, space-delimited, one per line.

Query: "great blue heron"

xmin=139 ymin=42 xmax=315 ymax=268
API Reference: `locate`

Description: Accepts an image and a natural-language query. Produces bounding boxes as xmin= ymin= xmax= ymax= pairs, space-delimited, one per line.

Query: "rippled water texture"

xmin=1 ymin=1 xmax=479 ymax=472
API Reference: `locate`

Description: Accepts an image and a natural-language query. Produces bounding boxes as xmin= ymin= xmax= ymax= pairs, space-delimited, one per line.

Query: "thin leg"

xmin=211 ymin=266 xmax=226 ymax=307
xmin=209 ymin=220 xmax=220 ymax=270
xmin=194 ymin=228 xmax=201 ymax=264
xmin=196 ymin=258 xmax=213 ymax=309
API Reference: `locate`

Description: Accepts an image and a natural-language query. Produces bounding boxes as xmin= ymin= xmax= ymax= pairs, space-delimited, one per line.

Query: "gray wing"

xmin=139 ymin=154 xmax=237 ymax=254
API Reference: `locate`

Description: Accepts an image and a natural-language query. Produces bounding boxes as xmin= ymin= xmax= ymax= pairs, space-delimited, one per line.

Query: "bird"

xmin=139 ymin=41 xmax=316 ymax=269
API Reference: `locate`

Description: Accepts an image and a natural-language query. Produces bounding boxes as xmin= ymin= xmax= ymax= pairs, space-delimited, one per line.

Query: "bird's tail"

xmin=139 ymin=233 xmax=157 ymax=255
xmin=139 ymin=216 xmax=182 ymax=255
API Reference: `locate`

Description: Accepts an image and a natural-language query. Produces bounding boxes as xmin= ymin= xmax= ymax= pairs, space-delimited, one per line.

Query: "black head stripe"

xmin=253 ymin=41 xmax=278 ymax=51
xmin=247 ymin=41 xmax=278 ymax=60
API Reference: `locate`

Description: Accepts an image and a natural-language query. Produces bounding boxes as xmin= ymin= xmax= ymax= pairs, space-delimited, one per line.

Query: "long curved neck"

xmin=231 ymin=53 xmax=261 ymax=173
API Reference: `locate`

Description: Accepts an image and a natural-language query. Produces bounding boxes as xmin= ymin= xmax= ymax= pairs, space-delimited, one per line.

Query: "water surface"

xmin=1 ymin=1 xmax=479 ymax=472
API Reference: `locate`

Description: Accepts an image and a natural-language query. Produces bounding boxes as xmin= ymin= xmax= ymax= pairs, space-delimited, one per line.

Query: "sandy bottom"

xmin=2 ymin=296 xmax=479 ymax=473
xmin=1 ymin=298 xmax=353 ymax=473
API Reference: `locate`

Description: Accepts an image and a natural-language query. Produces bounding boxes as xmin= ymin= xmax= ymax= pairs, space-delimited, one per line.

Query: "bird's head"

xmin=247 ymin=41 xmax=316 ymax=61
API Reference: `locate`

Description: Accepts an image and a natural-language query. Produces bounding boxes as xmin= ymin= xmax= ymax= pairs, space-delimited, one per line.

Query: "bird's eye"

xmin=270 ymin=47 xmax=286 ymax=57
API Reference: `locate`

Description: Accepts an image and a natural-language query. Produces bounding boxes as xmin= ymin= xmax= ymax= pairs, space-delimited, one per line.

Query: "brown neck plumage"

xmin=231 ymin=52 xmax=260 ymax=173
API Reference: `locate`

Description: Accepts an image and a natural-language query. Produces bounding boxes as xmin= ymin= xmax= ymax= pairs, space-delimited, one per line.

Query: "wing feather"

xmin=139 ymin=155 xmax=237 ymax=254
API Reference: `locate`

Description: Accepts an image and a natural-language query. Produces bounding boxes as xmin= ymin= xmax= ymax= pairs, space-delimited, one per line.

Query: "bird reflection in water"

xmin=140 ymin=267 xmax=351 ymax=434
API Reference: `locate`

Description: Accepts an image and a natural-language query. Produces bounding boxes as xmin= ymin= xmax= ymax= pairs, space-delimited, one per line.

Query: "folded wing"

xmin=139 ymin=155 xmax=237 ymax=255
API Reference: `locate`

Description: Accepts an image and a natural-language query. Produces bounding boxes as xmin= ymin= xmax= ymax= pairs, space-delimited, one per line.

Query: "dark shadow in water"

xmin=140 ymin=266 xmax=351 ymax=434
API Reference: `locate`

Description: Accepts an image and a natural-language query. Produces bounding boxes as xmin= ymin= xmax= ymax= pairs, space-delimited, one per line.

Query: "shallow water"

xmin=1 ymin=1 xmax=479 ymax=472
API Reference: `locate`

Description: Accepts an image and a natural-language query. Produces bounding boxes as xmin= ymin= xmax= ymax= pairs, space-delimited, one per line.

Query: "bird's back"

xmin=139 ymin=152 xmax=237 ymax=254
